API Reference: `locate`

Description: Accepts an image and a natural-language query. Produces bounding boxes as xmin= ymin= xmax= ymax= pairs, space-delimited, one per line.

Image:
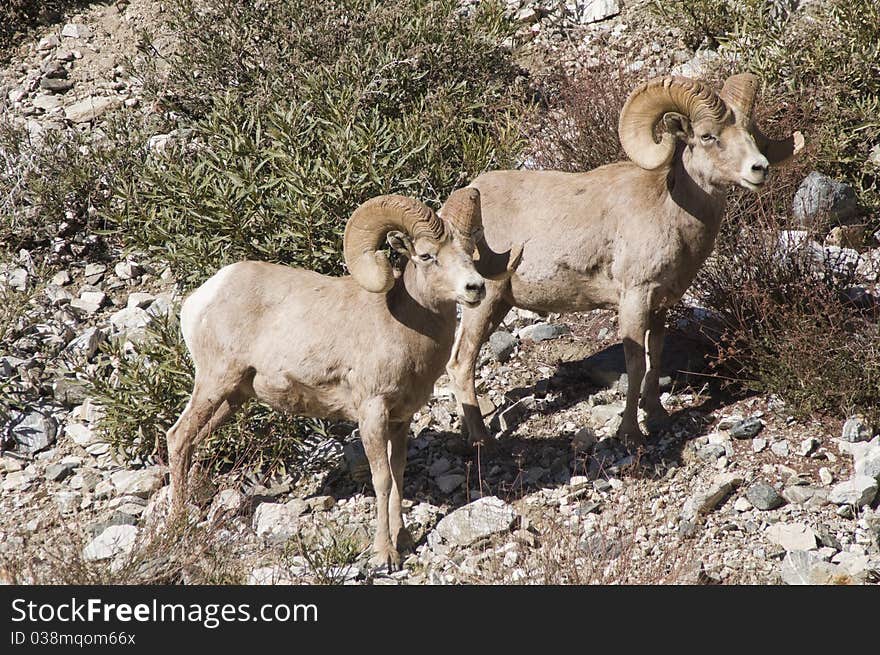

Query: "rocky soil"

xmin=1 ymin=1 xmax=879 ymax=585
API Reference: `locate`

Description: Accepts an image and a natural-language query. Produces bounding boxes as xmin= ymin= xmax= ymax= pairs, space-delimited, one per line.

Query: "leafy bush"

xmin=647 ymin=0 xmax=741 ymax=49
xmin=683 ymin=181 xmax=880 ymax=423
xmin=110 ymin=0 xmax=525 ymax=286
xmin=86 ymin=313 xmax=330 ymax=476
xmin=0 ymin=116 xmax=146 ymax=260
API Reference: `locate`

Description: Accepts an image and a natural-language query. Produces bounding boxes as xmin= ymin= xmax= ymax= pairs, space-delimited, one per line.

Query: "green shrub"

xmin=110 ymin=0 xmax=525 ymax=286
xmin=86 ymin=313 xmax=329 ymax=476
xmin=0 ymin=116 xmax=146 ymax=259
xmin=108 ymin=0 xmax=524 ymax=285
xmin=647 ymin=0 xmax=741 ymax=49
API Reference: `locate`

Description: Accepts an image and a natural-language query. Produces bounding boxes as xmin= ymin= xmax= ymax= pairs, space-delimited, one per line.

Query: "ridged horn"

xmin=440 ymin=187 xmax=523 ymax=281
xmin=618 ymin=76 xmax=728 ymax=170
xmin=721 ymin=72 xmax=805 ymax=164
xmin=343 ymin=194 xmax=444 ymax=293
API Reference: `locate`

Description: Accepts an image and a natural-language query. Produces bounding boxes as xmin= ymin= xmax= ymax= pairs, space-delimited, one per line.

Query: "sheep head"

xmin=343 ymin=192 xmax=487 ymax=307
xmin=618 ymin=74 xmax=803 ymax=190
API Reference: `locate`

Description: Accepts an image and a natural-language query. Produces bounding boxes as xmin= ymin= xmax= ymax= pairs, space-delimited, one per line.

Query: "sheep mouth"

xmin=740 ymin=178 xmax=766 ymax=191
xmin=459 ymin=297 xmax=483 ymax=309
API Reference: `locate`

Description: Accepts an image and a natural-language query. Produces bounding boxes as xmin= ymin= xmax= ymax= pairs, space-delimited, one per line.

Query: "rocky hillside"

xmin=1 ymin=0 xmax=878 ymax=585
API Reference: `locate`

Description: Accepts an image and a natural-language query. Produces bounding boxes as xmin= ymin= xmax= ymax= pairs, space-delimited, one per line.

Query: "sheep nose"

xmin=466 ymin=281 xmax=486 ymax=295
xmin=751 ymin=162 xmax=769 ymax=174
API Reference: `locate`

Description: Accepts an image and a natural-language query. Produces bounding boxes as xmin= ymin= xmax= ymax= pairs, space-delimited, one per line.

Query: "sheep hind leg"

xmin=447 ymin=294 xmax=511 ymax=448
xmin=616 ymin=292 xmax=649 ymax=449
xmin=388 ymin=421 xmax=414 ymax=555
xmin=641 ymin=311 xmax=671 ymax=433
xmin=166 ymin=375 xmax=245 ymax=519
xmin=358 ymin=398 xmax=398 ymax=570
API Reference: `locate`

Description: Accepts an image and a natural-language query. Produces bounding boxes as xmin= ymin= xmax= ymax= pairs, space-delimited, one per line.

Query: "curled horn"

xmin=440 ymin=187 xmax=523 ymax=281
xmin=721 ymin=72 xmax=805 ymax=165
xmin=343 ymin=194 xmax=444 ymax=293
xmin=618 ymin=76 xmax=728 ymax=170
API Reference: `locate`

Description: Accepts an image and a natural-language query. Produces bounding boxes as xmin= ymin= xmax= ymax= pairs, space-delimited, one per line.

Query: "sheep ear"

xmin=662 ymin=112 xmax=692 ymax=141
xmin=387 ymin=231 xmax=414 ymax=257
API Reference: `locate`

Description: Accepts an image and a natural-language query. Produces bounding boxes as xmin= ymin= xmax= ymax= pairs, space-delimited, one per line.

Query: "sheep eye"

xmin=700 ymin=134 xmax=716 ymax=143
xmin=418 ymin=253 xmax=435 ymax=262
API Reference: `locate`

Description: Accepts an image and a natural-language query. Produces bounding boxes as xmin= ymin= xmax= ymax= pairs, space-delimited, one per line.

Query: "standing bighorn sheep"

xmin=166 ymin=189 xmax=519 ymax=568
xmin=447 ymin=73 xmax=803 ymax=448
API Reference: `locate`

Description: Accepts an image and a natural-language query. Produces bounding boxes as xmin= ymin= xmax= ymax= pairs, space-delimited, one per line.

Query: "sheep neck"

xmin=385 ymin=263 xmax=457 ymax=341
xmin=668 ymin=146 xmax=727 ymax=233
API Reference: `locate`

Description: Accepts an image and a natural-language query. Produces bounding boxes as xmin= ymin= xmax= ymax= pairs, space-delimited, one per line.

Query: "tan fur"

xmin=446 ymin=76 xmax=801 ymax=448
xmin=166 ymin=200 xmax=488 ymax=570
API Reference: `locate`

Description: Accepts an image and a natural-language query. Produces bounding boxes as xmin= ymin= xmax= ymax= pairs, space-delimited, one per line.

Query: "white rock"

xmin=253 ymin=500 xmax=308 ymax=542
xmin=65 ymin=96 xmax=122 ymax=123
xmin=65 ymin=421 xmax=96 ymax=446
xmin=109 ymin=306 xmax=151 ymax=333
xmin=82 ymin=525 xmax=138 ymax=561
xmin=680 ymin=473 xmax=743 ymax=520
xmin=827 ymin=476 xmax=878 ymax=507
xmin=577 ymin=0 xmax=620 ymax=24
xmin=765 ymin=523 xmax=817 ymax=551
xmin=432 ymin=496 xmax=518 ymax=547
xmin=207 ymin=488 xmax=244 ymax=522
xmin=110 ymin=467 xmax=166 ymax=498
xmin=781 ymin=550 xmax=849 ymax=585
xmin=126 ymin=292 xmax=155 ymax=309
xmin=61 ymin=24 xmax=92 ymax=39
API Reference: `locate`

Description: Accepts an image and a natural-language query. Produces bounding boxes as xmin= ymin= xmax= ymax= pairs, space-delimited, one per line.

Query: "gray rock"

xmin=572 ymin=427 xmax=597 ymax=453
xmin=827 ymin=476 xmax=878 ymax=507
xmin=696 ymin=444 xmax=726 ymax=462
xmin=746 ymin=481 xmax=786 ymax=510
xmin=854 ymin=443 xmax=880 ymax=482
xmin=752 ymin=437 xmax=767 ymax=453
xmin=488 ymin=330 xmax=516 ymax=362
xmin=770 ymin=440 xmax=790 ymax=458
xmin=428 ymin=457 xmax=451 ymax=477
xmin=432 ymin=496 xmax=517 ymax=547
xmin=65 ymin=96 xmax=122 ymax=123
xmin=44 ymin=284 xmax=73 ymax=306
xmin=341 ymin=439 xmax=371 ymax=484
xmin=842 ymin=416 xmax=872 ymax=442
xmin=65 ymin=327 xmax=105 ymax=360
xmin=4 ymin=266 xmax=28 ymax=290
xmin=65 ymin=422 xmax=96 ymax=446
xmin=52 ymin=376 xmax=90 ymax=406
xmin=11 ymin=411 xmax=57 ymax=453
xmin=253 ymin=500 xmax=308 ymax=543
xmin=45 ymin=462 xmax=76 ymax=482
xmin=39 ymin=77 xmax=74 ymax=93
xmin=115 ymin=261 xmax=144 ymax=280
xmin=518 ymin=322 xmax=569 ymax=342
xmin=680 ymin=473 xmax=743 ymax=520
xmin=765 ymin=523 xmax=817 ymax=551
xmin=782 ymin=485 xmax=827 ymax=506
xmin=730 ymin=417 xmax=763 ymax=439
xmin=110 ymin=467 xmax=166 ymax=498
xmin=435 ymin=473 xmax=466 ymax=493
xmin=798 ymin=437 xmax=819 ymax=457
xmin=109 ymin=306 xmax=151 ymax=334
xmin=207 ymin=488 xmax=244 ymax=522
xmin=32 ymin=94 xmax=62 ymax=111
xmin=793 ymin=172 xmax=858 ymax=226
xmin=83 ymin=525 xmax=138 ymax=561
xmin=497 ymin=395 xmax=535 ymax=432
xmin=126 ymin=292 xmax=155 ymax=309
xmin=55 ymin=490 xmax=83 ymax=514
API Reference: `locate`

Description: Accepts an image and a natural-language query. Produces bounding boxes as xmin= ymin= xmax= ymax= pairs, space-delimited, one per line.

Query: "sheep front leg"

xmin=358 ymin=398 xmax=398 ymax=570
xmin=447 ymin=295 xmax=511 ymax=448
xmin=641 ymin=311 xmax=671 ymax=433
xmin=388 ymin=421 xmax=414 ymax=554
xmin=616 ymin=291 xmax=649 ymax=449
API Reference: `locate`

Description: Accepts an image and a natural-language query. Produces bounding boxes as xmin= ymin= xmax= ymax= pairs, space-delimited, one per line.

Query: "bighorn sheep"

xmin=447 ymin=73 xmax=803 ymax=448
xmin=165 ymin=189 xmax=520 ymax=568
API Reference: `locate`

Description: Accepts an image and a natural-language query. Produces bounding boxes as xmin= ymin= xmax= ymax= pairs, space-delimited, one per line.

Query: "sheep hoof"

xmin=645 ymin=408 xmax=672 ymax=433
xmin=371 ymin=545 xmax=402 ymax=572
xmin=617 ymin=424 xmax=647 ymax=451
